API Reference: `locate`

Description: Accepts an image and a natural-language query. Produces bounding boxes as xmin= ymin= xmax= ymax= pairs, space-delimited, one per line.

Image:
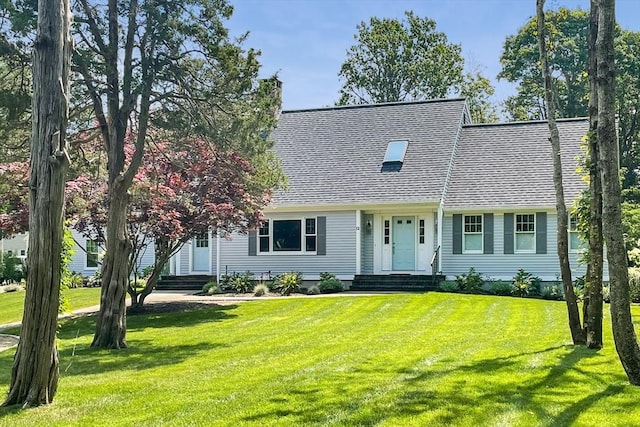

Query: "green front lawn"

xmin=1 ymin=293 xmax=640 ymax=426
xmin=0 ymin=287 xmax=102 ymax=326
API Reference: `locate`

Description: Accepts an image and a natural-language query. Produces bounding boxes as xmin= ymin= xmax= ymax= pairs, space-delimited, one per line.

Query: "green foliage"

xmin=220 ymin=271 xmax=254 ymax=294
xmin=623 ymin=202 xmax=640 ymax=266
xmin=59 ymin=226 xmax=76 ymax=313
xmin=573 ymin=275 xmax=585 ymax=302
xmin=488 ymin=280 xmax=513 ymax=296
xmin=140 ymin=265 xmax=155 ymax=279
xmin=252 ymin=283 xmax=269 ymax=297
xmin=202 ymin=281 xmax=220 ymax=295
xmin=317 ymin=272 xmax=344 ymax=294
xmin=455 ymin=268 xmax=484 ymax=294
xmin=541 ymin=284 xmax=564 ymax=301
xmin=500 ymin=9 xmax=640 ymax=196
xmin=272 ymin=272 xmax=302 ymax=296
xmin=511 ymin=269 xmax=541 ymax=297
xmin=306 ymin=285 xmax=320 ymax=295
xmin=337 ymin=11 xmax=467 ymax=105
xmin=439 ymin=280 xmax=460 ymax=293
xmin=0 ymin=252 xmax=23 ymax=283
xmin=461 ymin=69 xmax=499 ymax=123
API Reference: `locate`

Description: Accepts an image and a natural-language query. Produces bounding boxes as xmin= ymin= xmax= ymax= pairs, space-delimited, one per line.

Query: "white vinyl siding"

xmin=218 ymin=211 xmax=356 ymax=280
xmin=442 ymin=213 xmax=604 ymax=281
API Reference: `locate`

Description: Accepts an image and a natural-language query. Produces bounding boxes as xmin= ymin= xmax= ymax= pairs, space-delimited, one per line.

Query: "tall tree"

xmin=595 ymin=0 xmax=640 ymax=385
xmin=536 ymin=0 xmax=585 ymax=345
xmin=69 ymin=0 xmax=279 ymax=349
xmin=2 ymin=0 xmax=71 ymax=407
xmin=499 ymin=8 xmax=640 ymax=201
xmin=584 ymin=0 xmax=604 ymax=349
xmin=337 ymin=12 xmax=465 ymax=105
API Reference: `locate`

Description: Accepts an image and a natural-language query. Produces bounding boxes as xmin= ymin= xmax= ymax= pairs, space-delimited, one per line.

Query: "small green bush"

xmin=318 ymin=273 xmax=344 ymax=294
xmin=439 ymin=280 xmax=460 ymax=293
xmin=541 ymin=284 xmax=563 ymax=300
xmin=307 ymin=285 xmax=320 ymax=295
xmin=455 ymin=268 xmax=484 ymax=294
xmin=511 ymin=269 xmax=541 ymax=297
xmin=202 ymin=281 xmax=219 ymax=295
xmin=253 ymin=283 xmax=269 ymax=297
xmin=0 ymin=253 xmax=24 ymax=283
xmin=488 ymin=280 xmax=513 ymax=296
xmin=220 ymin=271 xmax=254 ymax=293
xmin=272 ymin=272 xmax=302 ymax=296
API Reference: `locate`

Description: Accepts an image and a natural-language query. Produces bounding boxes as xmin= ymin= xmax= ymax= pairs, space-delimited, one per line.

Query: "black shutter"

xmin=317 ymin=216 xmax=326 ymax=255
xmin=536 ymin=212 xmax=547 ymax=254
xmin=483 ymin=213 xmax=494 ymax=254
xmin=504 ymin=213 xmax=514 ymax=254
xmin=452 ymin=214 xmax=462 ymax=254
xmin=248 ymin=230 xmax=257 ymax=256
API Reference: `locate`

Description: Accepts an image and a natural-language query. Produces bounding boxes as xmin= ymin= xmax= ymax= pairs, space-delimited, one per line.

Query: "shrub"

xmin=511 ymin=269 xmax=541 ymax=297
xmin=629 ymin=268 xmax=640 ymax=303
xmin=455 ymin=268 xmax=484 ymax=294
xmin=253 ymin=283 xmax=269 ymax=297
xmin=572 ymin=275 xmax=585 ymax=302
xmin=202 ymin=280 xmax=219 ymax=295
xmin=220 ymin=271 xmax=254 ymax=293
xmin=272 ymin=272 xmax=302 ymax=296
xmin=439 ymin=280 xmax=460 ymax=293
xmin=541 ymin=284 xmax=563 ymax=300
xmin=307 ymin=285 xmax=320 ymax=295
xmin=488 ymin=280 xmax=513 ymax=296
xmin=0 ymin=252 xmax=24 ymax=283
xmin=318 ymin=272 xmax=344 ymax=294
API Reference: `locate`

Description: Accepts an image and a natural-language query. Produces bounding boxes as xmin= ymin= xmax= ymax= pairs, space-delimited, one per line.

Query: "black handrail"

xmin=431 ymin=245 xmax=440 ymax=285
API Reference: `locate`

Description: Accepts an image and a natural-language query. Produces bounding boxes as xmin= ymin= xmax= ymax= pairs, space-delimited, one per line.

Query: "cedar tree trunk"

xmin=596 ymin=0 xmax=640 ymax=385
xmin=537 ymin=0 xmax=586 ymax=345
xmin=2 ymin=0 xmax=72 ymax=407
xmin=585 ymin=0 xmax=604 ymax=349
xmin=91 ymin=183 xmax=130 ymax=348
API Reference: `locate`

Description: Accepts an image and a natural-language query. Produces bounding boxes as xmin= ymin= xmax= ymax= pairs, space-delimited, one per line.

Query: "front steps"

xmin=155 ymin=275 xmax=214 ymax=291
xmin=350 ymin=274 xmax=445 ymax=292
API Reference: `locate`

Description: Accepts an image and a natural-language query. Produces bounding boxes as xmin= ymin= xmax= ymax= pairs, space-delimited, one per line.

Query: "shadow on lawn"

xmin=243 ymin=345 xmax=629 ymax=426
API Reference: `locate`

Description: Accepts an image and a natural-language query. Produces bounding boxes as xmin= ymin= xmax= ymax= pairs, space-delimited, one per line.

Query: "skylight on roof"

xmin=383 ymin=140 xmax=409 ymax=163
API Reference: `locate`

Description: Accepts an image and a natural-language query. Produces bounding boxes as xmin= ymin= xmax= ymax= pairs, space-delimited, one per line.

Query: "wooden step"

xmin=156 ymin=275 xmax=215 ymax=291
xmin=351 ymin=274 xmax=445 ymax=292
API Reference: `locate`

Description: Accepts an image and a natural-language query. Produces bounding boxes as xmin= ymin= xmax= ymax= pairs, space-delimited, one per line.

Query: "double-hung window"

xmin=463 ymin=215 xmax=483 ymax=253
xmin=86 ymin=239 xmax=99 ymax=268
xmin=515 ymin=214 xmax=535 ymax=252
xmin=568 ymin=213 xmax=583 ymax=252
xmin=258 ymin=218 xmax=317 ymax=253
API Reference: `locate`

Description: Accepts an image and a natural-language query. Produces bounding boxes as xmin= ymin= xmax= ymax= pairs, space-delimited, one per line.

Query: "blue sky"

xmin=226 ymin=0 xmax=640 ymax=113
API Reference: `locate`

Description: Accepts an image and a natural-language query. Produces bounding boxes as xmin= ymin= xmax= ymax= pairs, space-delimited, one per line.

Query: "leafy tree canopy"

xmin=499 ymin=7 xmax=640 ymax=199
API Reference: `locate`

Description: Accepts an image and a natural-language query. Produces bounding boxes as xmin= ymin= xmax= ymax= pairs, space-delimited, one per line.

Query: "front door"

xmin=192 ymin=233 xmax=209 ymax=272
xmin=392 ymin=216 xmax=415 ymax=270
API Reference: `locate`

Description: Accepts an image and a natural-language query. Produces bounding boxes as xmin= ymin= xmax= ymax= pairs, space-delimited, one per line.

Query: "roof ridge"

xmin=463 ymin=117 xmax=588 ymax=128
xmin=282 ymin=97 xmax=466 ymax=114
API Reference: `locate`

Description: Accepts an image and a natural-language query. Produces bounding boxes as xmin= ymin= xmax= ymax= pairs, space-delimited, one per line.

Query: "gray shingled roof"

xmin=445 ymin=118 xmax=588 ymax=210
xmin=271 ymin=99 xmax=467 ymax=207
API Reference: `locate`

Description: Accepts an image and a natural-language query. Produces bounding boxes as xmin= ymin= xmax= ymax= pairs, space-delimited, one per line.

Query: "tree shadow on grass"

xmin=241 ymin=344 xmax=629 ymax=426
xmin=58 ymin=338 xmax=227 ymax=377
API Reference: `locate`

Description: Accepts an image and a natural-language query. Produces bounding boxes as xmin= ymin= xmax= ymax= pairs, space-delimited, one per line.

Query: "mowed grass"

xmin=0 ymin=287 xmax=102 ymax=326
xmin=1 ymin=293 xmax=640 ymax=426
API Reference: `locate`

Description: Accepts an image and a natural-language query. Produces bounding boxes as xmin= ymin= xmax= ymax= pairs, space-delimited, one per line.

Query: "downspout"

xmin=355 ymin=209 xmax=362 ymax=275
xmin=216 ymin=233 xmax=221 ymax=284
xmin=437 ymin=101 xmax=469 ymax=274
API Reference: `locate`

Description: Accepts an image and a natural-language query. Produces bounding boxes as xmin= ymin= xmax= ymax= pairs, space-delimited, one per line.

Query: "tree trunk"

xmin=596 ymin=0 xmax=640 ymax=385
xmin=585 ymin=0 xmax=604 ymax=349
xmin=128 ymin=238 xmax=177 ymax=312
xmin=537 ymin=0 xmax=586 ymax=345
xmin=91 ymin=182 xmax=130 ymax=349
xmin=2 ymin=0 xmax=71 ymax=407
